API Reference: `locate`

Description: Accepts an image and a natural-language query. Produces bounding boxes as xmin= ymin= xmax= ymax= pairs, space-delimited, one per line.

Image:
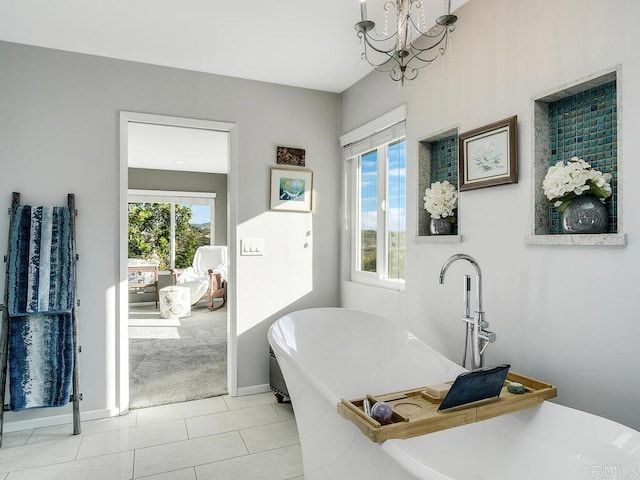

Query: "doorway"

xmin=118 ymin=112 xmax=237 ymax=413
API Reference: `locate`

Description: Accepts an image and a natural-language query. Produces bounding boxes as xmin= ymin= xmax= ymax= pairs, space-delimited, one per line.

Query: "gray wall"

xmin=128 ymin=168 xmax=228 ymax=245
xmin=0 ymin=40 xmax=341 ymax=427
xmin=341 ymin=0 xmax=640 ymax=430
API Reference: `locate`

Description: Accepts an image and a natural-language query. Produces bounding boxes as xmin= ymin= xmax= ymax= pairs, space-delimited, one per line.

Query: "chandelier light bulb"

xmin=360 ymin=0 xmax=368 ymax=21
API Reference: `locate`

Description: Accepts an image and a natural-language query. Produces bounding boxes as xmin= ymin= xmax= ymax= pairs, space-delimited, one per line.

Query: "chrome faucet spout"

xmin=439 ymin=253 xmax=494 ymax=370
xmin=439 ymin=253 xmax=483 ymax=312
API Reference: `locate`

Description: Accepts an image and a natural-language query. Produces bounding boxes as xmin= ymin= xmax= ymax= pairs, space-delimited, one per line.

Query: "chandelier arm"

xmin=407 ymin=31 xmax=449 ymax=57
xmin=400 ymin=29 xmax=453 ymax=74
xmin=362 ymin=34 xmax=404 ymax=57
xmin=402 ymin=66 xmax=420 ymax=81
xmin=400 ymin=49 xmax=438 ymax=71
xmin=407 ymin=15 xmax=445 ymax=39
xmin=360 ymin=39 xmax=404 ymax=74
xmin=362 ymin=26 xmax=404 ymax=45
xmin=408 ymin=44 xmax=447 ymax=66
xmin=362 ymin=57 xmax=403 ymax=75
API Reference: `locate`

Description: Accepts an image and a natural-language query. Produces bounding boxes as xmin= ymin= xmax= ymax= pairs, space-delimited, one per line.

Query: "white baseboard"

xmin=3 ymin=407 xmax=120 ymax=433
xmin=235 ymin=383 xmax=271 ymax=397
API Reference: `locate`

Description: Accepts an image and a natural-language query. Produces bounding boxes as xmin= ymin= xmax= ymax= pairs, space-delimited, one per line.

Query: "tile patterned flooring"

xmin=0 ymin=393 xmax=304 ymax=480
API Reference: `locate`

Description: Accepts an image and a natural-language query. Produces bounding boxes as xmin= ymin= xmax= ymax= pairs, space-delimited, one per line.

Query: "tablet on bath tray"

xmin=438 ymin=364 xmax=511 ymax=411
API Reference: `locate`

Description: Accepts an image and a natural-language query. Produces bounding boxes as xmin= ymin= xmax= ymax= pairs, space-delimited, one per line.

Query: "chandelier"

xmin=355 ymin=0 xmax=458 ymax=85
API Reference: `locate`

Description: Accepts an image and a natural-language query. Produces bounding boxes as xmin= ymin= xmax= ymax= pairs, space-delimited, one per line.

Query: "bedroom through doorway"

xmin=122 ymin=113 xmax=231 ymax=409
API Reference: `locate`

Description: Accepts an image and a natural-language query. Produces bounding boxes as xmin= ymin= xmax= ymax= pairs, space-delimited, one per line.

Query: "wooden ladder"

xmin=0 ymin=192 xmax=82 ymax=446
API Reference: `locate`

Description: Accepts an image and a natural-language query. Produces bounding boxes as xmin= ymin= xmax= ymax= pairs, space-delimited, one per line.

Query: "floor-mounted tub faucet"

xmin=439 ymin=254 xmax=496 ymax=370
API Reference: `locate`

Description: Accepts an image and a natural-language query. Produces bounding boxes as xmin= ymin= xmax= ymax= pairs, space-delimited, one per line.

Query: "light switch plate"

xmin=240 ymin=238 xmax=264 ymax=256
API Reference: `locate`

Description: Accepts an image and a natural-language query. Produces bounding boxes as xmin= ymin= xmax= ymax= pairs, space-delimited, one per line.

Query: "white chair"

xmin=173 ymin=246 xmax=228 ymax=310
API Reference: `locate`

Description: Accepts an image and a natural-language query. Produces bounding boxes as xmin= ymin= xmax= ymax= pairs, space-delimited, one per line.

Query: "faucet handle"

xmin=478 ymin=329 xmax=497 ymax=343
xmin=478 ymin=329 xmax=497 ymax=356
xmin=480 ymin=320 xmax=490 ymax=329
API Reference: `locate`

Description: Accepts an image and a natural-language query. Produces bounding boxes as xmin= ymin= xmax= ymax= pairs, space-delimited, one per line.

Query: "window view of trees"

xmin=128 ymin=202 xmax=211 ymax=270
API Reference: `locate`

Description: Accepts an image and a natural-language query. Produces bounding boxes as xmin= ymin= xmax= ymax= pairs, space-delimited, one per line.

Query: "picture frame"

xmin=270 ymin=167 xmax=313 ymax=212
xmin=458 ymin=116 xmax=518 ymax=191
xmin=276 ymin=146 xmax=306 ymax=167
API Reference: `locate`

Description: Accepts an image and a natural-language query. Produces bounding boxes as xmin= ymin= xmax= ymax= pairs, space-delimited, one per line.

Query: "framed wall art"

xmin=458 ymin=116 xmax=518 ymax=191
xmin=276 ymin=146 xmax=306 ymax=167
xmin=270 ymin=167 xmax=313 ymax=212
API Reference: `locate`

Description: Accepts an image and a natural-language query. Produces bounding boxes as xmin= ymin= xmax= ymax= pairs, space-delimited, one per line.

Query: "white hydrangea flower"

xmin=542 ymin=156 xmax=612 ymax=211
xmin=423 ymin=181 xmax=458 ymax=219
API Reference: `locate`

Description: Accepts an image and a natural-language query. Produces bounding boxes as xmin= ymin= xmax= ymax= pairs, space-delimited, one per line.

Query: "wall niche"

xmin=527 ymin=69 xmax=626 ymax=246
xmin=416 ymin=128 xmax=461 ymax=243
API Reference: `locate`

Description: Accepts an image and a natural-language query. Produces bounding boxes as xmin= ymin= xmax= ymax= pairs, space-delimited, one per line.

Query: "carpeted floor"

xmin=128 ymin=301 xmax=228 ymax=409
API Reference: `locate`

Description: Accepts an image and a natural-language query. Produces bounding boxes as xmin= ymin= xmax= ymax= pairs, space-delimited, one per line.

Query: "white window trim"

xmin=340 ymin=105 xmax=407 ymax=148
xmin=127 ymin=189 xmax=216 ymax=270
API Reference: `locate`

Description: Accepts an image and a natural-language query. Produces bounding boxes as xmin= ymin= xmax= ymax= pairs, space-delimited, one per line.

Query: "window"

xmin=352 ymin=140 xmax=406 ymax=285
xmin=341 ymin=106 xmax=407 ymax=288
xmin=128 ymin=190 xmax=216 ymax=270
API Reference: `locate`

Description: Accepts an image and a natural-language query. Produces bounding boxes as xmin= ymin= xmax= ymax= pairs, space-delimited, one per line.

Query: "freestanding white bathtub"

xmin=268 ymin=307 xmax=640 ymax=480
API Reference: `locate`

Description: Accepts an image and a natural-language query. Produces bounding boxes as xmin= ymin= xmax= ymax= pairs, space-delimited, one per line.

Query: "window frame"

xmin=127 ymin=189 xmax=216 ymax=271
xmin=349 ymin=139 xmax=406 ymax=290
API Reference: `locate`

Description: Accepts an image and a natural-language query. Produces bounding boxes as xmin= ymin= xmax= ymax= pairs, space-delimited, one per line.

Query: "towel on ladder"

xmin=8 ymin=205 xmax=74 ymax=316
xmin=7 ymin=204 xmax=75 ymax=411
xmin=8 ymin=314 xmax=74 ymax=410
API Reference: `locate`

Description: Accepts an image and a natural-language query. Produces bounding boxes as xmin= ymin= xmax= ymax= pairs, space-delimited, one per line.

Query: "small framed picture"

xmin=276 ymin=146 xmax=306 ymax=167
xmin=458 ymin=116 xmax=518 ymax=191
xmin=270 ymin=167 xmax=313 ymax=212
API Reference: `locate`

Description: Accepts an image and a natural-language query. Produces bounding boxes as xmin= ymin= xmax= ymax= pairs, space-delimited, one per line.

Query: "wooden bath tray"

xmin=337 ymin=372 xmax=557 ymax=442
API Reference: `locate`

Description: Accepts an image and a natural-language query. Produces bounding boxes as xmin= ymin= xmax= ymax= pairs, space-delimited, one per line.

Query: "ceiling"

xmin=3 ymin=1 xmax=468 ymax=173
xmin=0 ymin=0 xmax=468 ymax=93
xmin=128 ymin=122 xmax=229 ymax=174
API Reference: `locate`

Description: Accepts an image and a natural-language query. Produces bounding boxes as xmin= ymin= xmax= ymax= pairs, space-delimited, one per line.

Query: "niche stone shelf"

xmin=526 ymin=68 xmax=626 ymax=247
xmin=417 ymin=127 xmax=461 ymax=242
xmin=413 ymin=235 xmax=462 ymax=244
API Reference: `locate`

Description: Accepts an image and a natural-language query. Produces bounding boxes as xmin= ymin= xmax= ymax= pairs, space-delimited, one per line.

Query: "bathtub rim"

xmin=268 ymin=307 xmax=396 ymax=406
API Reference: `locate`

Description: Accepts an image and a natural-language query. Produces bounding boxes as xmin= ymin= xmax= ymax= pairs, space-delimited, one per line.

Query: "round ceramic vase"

xmin=561 ymin=195 xmax=607 ymax=234
xmin=430 ymin=217 xmax=454 ymax=235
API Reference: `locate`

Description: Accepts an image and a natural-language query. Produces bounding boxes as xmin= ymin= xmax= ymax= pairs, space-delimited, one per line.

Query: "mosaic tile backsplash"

xmin=430 ymin=135 xmax=458 ymax=234
xmin=430 ymin=135 xmax=459 ymax=186
xmin=548 ymin=81 xmax=617 ymax=233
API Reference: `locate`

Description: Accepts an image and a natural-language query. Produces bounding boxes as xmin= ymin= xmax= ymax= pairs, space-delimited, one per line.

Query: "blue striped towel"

xmin=8 ymin=205 xmax=74 ymax=316
xmin=7 ymin=204 xmax=75 ymax=411
xmin=8 ymin=314 xmax=74 ymax=411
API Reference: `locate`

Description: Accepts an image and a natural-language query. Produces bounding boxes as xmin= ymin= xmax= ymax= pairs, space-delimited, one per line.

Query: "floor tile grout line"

xmin=74 ymin=433 xmax=85 ymax=460
xmin=271 ymin=402 xmax=295 ymax=421
xmin=184 ymin=449 xmax=251 ymax=473
xmin=124 ymin=427 xmax=249 ymax=457
xmin=134 ymin=449 xmax=250 ymax=480
xmin=242 ymin=440 xmax=302 ymax=456
xmin=2 ymin=448 xmax=131 ymax=476
xmin=132 ymin=446 xmax=137 ymax=479
xmin=190 ymin=443 xmax=303 ymax=476
xmin=25 ymin=428 xmax=35 ymax=446
xmin=183 ymin=418 xmax=192 ymax=440
xmin=187 ymin=419 xmax=286 ymax=441
xmin=237 ymin=427 xmax=250 ymax=459
xmin=134 ymin=397 xmax=285 ymax=428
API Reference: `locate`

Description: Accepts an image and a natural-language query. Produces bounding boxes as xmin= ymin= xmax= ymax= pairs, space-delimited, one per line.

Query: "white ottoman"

xmin=159 ymin=286 xmax=191 ymax=319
